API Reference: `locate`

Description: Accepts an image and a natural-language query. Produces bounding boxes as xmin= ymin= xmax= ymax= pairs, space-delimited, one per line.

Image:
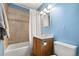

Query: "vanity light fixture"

xmin=40 ymin=11 xmax=46 ymax=15
xmin=40 ymin=5 xmax=53 ymax=15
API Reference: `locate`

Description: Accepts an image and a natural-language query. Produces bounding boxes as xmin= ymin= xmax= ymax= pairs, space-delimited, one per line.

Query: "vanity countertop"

xmin=34 ymin=34 xmax=54 ymax=39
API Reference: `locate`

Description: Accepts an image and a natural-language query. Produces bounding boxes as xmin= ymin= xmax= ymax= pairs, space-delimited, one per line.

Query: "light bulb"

xmin=40 ymin=11 xmax=43 ymax=14
xmin=43 ymin=12 xmax=46 ymax=15
xmin=43 ymin=8 xmax=47 ymax=12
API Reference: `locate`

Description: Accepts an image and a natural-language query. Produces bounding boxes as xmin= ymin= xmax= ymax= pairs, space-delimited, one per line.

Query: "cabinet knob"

xmin=42 ymin=41 xmax=47 ymax=47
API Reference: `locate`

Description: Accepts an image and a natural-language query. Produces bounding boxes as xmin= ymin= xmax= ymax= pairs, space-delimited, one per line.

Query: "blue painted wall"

xmin=43 ymin=3 xmax=79 ymax=55
xmin=51 ymin=3 xmax=79 ymax=55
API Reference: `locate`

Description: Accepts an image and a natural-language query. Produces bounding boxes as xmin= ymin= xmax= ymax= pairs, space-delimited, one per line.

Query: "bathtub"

xmin=4 ymin=42 xmax=32 ymax=56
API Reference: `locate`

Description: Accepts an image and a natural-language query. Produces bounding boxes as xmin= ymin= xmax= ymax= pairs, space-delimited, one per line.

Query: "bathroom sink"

xmin=34 ymin=34 xmax=54 ymax=39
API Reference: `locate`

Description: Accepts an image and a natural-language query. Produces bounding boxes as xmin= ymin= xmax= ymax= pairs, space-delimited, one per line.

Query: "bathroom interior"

xmin=0 ymin=3 xmax=79 ymax=56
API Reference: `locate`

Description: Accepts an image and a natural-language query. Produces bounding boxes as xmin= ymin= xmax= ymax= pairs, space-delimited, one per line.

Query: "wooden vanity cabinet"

xmin=32 ymin=36 xmax=54 ymax=56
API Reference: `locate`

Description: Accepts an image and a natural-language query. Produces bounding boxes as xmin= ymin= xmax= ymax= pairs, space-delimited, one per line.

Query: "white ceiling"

xmin=20 ymin=3 xmax=42 ymax=9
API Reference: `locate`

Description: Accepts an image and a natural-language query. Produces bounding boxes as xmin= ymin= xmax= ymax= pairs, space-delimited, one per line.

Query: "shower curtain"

xmin=29 ymin=9 xmax=36 ymax=46
xmin=29 ymin=9 xmax=42 ymax=46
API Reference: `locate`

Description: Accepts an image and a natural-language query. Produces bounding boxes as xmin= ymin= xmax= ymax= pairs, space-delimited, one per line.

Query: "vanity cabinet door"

xmin=32 ymin=37 xmax=37 ymax=55
xmin=41 ymin=38 xmax=54 ymax=56
xmin=45 ymin=38 xmax=54 ymax=55
xmin=33 ymin=37 xmax=42 ymax=56
xmin=36 ymin=39 xmax=42 ymax=56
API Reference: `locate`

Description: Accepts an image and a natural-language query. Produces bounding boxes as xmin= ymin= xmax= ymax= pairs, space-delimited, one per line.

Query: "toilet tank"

xmin=54 ymin=41 xmax=77 ymax=56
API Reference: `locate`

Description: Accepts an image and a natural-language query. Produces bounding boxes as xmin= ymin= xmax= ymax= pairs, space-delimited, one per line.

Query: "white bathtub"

xmin=4 ymin=42 xmax=32 ymax=56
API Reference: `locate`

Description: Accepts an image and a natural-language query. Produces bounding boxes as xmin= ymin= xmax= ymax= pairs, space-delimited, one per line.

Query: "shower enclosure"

xmin=3 ymin=3 xmax=31 ymax=56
